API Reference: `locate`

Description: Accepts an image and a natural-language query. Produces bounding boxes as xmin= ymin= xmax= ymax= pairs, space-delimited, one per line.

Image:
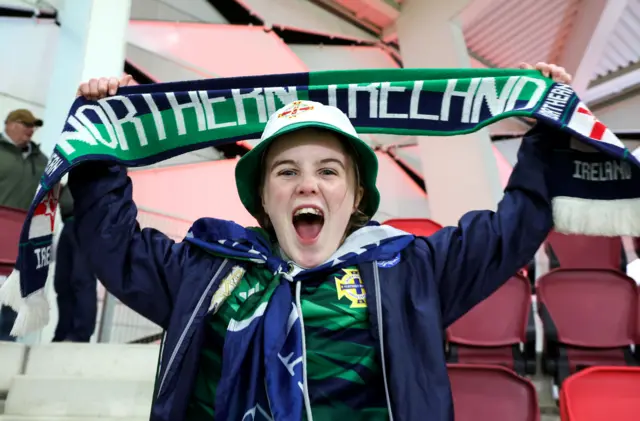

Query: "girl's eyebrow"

xmin=270 ymin=157 xmax=345 ymax=171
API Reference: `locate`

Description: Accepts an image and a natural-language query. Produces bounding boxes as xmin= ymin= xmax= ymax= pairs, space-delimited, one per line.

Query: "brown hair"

xmin=256 ymin=130 xmax=370 ymax=240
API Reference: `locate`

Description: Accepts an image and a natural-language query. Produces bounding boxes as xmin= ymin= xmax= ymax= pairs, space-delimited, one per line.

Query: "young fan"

xmin=71 ymin=63 xmax=571 ymax=421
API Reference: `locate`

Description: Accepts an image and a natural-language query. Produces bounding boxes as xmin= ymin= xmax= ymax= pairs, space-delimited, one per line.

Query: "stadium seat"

xmin=0 ymin=206 xmax=26 ymax=269
xmin=382 ymin=217 xmax=443 ymax=236
xmin=447 ymin=364 xmax=540 ymax=421
xmin=559 ymin=366 xmax=640 ymax=421
xmin=536 ymin=268 xmax=639 ymax=386
xmin=446 ymin=274 xmax=536 ymax=375
xmin=544 ymin=231 xmax=626 ymax=271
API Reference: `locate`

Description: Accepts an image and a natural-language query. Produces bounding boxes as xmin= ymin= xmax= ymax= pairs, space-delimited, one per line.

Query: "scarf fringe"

xmin=0 ymin=270 xmax=50 ymax=337
xmin=553 ymin=196 xmax=640 ymax=236
xmin=0 ymin=270 xmax=24 ymax=312
xmin=11 ymin=288 xmax=50 ymax=337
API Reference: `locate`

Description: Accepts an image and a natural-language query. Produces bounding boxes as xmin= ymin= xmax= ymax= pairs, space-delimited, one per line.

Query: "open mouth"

xmin=292 ymin=206 xmax=325 ymax=244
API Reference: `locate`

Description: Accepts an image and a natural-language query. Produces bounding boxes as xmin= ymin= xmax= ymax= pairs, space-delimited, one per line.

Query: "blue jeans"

xmin=0 ymin=305 xmax=17 ymax=342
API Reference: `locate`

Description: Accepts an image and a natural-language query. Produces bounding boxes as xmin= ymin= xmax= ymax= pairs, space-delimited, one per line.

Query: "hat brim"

xmin=235 ymin=121 xmax=380 ymax=219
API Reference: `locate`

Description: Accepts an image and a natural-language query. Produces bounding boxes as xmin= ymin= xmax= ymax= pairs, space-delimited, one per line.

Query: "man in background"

xmin=0 ymin=109 xmax=95 ymax=342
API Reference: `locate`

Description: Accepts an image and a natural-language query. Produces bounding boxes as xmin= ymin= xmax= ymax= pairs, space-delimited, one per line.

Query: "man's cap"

xmin=235 ymin=100 xmax=380 ymax=219
xmin=5 ymin=109 xmax=43 ymax=127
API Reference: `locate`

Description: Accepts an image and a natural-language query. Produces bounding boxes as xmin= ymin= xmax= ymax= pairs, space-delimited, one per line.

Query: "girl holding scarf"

xmin=70 ymin=62 xmax=571 ymax=421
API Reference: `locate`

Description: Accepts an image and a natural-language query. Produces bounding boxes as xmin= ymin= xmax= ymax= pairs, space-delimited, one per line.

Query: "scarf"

xmin=185 ymin=218 xmax=413 ymax=420
xmin=1 ymin=67 xmax=639 ymax=339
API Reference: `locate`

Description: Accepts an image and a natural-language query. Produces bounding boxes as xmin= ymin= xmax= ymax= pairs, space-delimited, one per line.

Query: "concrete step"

xmin=24 ymin=343 xmax=159 ymax=379
xmin=4 ymin=376 xmax=153 ymax=418
xmin=0 ymin=342 xmax=27 ymax=392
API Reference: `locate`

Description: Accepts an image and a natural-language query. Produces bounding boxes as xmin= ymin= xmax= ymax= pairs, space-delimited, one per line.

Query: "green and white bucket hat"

xmin=235 ymin=100 xmax=380 ymax=219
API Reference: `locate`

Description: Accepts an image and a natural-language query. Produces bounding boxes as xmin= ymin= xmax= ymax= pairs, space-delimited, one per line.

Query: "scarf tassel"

xmin=0 ymin=271 xmax=50 ymax=337
xmin=553 ymin=197 xmax=640 ymax=236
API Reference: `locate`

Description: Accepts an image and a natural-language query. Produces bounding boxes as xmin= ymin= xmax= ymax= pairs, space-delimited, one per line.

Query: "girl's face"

xmin=261 ymin=128 xmax=362 ymax=268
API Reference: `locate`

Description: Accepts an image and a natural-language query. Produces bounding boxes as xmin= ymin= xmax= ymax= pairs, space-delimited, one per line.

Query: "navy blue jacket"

xmin=68 ymin=124 xmax=556 ymax=421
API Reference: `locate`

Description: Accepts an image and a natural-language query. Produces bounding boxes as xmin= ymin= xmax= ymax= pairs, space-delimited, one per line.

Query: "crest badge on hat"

xmin=277 ymin=101 xmax=315 ymax=119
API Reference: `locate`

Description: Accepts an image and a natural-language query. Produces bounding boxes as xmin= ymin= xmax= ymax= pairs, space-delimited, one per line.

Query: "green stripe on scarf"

xmin=1 ymin=67 xmax=639 ymax=342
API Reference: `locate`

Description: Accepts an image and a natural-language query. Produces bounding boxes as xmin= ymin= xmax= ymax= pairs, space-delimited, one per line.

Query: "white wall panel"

xmin=373 ymin=152 xmax=430 ymax=221
xmin=127 ymin=21 xmax=308 ymax=76
xmin=0 ymin=18 xmax=58 ymax=108
xmin=126 ymin=43 xmax=215 ymax=81
xmin=0 ymin=0 xmax=53 ymax=11
xmin=332 ymin=0 xmax=399 ymax=28
xmin=592 ymin=92 xmax=640 ymax=132
xmin=130 ymin=0 xmax=227 ymax=23
xmin=239 ymin=0 xmax=377 ymax=42
xmin=392 ymin=142 xmax=514 ymax=189
xmin=129 ymin=158 xmax=257 ymax=229
xmin=492 ymin=138 xmax=522 ymax=167
xmin=289 ymin=44 xmax=398 ymax=70
xmin=0 ymin=18 xmax=57 ymax=146
xmin=129 ymin=152 xmax=430 ymax=231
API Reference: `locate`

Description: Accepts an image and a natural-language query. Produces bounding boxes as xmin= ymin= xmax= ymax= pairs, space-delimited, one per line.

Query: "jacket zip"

xmin=373 ymin=262 xmax=394 ymax=421
xmin=156 ymin=258 xmax=229 ymax=397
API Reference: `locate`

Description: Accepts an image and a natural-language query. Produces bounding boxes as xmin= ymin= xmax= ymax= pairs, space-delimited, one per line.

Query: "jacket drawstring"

xmin=294 ymin=280 xmax=314 ymax=421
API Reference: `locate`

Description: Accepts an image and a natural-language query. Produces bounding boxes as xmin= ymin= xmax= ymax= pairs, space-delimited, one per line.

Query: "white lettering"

xmin=75 ymin=105 xmax=119 ymax=149
xmin=441 ymin=78 xmax=480 ymax=122
xmin=470 ymin=76 xmax=519 ymax=123
xmin=572 ymin=160 xmax=632 ymax=181
xmin=538 ymin=84 xmax=574 ymax=121
xmin=242 ymin=404 xmax=274 ymax=421
xmin=264 ymin=87 xmax=298 ymax=117
xmin=166 ymin=91 xmax=206 ymax=136
xmin=379 ymin=82 xmax=408 ymax=119
xmin=57 ymin=116 xmax=100 ymax=155
xmin=327 ymin=84 xmax=338 ymax=108
xmin=232 ymin=88 xmax=267 ymax=125
xmin=99 ymin=96 xmax=147 ymax=149
xmin=409 ymin=81 xmax=439 ymax=120
xmin=199 ymin=91 xmax=237 ymax=129
xmin=142 ymin=93 xmax=167 ymax=141
xmin=278 ymin=351 xmax=304 ymax=376
xmin=348 ymin=83 xmax=380 ymax=118
xmin=538 ymin=107 xmax=561 ymax=120
xmin=505 ymin=76 xmax=547 ymax=111
xmin=34 ymin=246 xmax=52 ymax=269
xmin=44 ymin=154 xmax=63 ymax=177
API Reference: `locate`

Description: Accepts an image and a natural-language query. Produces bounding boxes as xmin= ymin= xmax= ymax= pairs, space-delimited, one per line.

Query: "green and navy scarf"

xmin=184 ymin=218 xmax=413 ymax=420
xmin=1 ymin=67 xmax=639 ymax=340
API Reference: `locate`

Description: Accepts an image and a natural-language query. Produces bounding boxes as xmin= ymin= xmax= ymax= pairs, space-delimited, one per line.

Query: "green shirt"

xmin=186 ymin=266 xmax=388 ymax=420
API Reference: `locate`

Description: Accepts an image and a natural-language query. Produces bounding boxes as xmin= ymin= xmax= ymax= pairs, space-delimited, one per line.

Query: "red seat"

xmin=544 ymin=231 xmax=625 ymax=271
xmin=560 ymin=366 xmax=640 ymax=421
xmin=382 ymin=218 xmax=442 ymax=236
xmin=446 ymin=274 xmax=536 ymax=375
xmin=0 ymin=206 xmax=25 ymax=269
xmin=447 ymin=364 xmax=540 ymax=421
xmin=536 ymin=268 xmax=639 ymax=386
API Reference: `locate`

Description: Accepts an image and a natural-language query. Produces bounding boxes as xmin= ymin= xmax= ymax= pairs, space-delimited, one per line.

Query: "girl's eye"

xmin=278 ymin=169 xmax=297 ymax=176
xmin=320 ymin=168 xmax=338 ymax=176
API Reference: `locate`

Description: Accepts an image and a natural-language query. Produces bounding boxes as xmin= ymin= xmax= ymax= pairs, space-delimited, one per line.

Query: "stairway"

xmin=0 ymin=342 xmax=159 ymax=420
